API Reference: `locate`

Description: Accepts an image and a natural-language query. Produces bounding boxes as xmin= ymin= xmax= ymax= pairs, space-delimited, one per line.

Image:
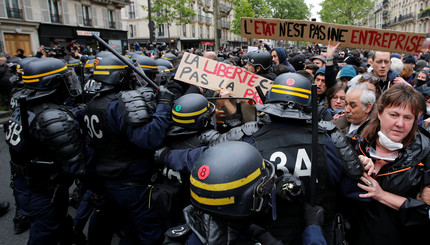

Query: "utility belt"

xmin=11 ymin=160 xmax=71 ymax=204
xmin=10 ymin=160 xmax=59 ymax=185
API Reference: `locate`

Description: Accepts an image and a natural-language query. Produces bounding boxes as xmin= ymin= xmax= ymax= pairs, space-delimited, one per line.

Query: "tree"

xmin=266 ymin=0 xmax=310 ymax=20
xmin=143 ymin=0 xmax=196 ymax=44
xmin=319 ymin=0 xmax=373 ymax=25
xmin=230 ymin=0 xmax=270 ymax=35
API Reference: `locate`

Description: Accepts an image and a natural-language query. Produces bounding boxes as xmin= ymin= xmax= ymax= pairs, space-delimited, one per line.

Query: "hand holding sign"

xmin=174 ymin=53 xmax=274 ymax=104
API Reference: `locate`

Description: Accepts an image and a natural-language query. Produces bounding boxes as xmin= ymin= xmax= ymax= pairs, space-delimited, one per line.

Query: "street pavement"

xmin=0 ymin=128 xmax=29 ymax=245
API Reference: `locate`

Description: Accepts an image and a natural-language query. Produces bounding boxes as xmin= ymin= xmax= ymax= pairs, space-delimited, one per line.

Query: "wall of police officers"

xmin=1 ymin=38 xmax=430 ymax=245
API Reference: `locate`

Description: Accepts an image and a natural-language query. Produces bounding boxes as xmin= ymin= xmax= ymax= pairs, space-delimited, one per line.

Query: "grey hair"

xmin=346 ymin=83 xmax=376 ymax=111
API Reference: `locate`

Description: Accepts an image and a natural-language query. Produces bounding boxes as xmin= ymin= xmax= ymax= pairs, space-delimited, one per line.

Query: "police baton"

xmin=310 ymin=84 xmax=318 ymax=205
xmin=92 ymin=34 xmax=159 ymax=89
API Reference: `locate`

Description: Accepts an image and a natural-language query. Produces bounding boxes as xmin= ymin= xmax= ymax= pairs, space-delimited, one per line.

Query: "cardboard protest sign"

xmin=174 ymin=52 xmax=273 ymax=104
xmin=241 ymin=18 xmax=426 ymax=54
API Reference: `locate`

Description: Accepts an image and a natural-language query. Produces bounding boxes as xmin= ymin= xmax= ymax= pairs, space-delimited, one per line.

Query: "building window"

xmin=129 ymin=24 xmax=135 ymax=37
xmin=129 ymin=1 xmax=136 ymax=19
xmin=82 ymin=5 xmax=92 ymax=26
xmin=48 ymin=0 xmax=61 ymax=23
xmin=6 ymin=0 xmax=23 ymax=19
xmin=158 ymin=24 xmax=165 ymax=36
xmin=200 ymin=26 xmax=203 ymax=38
xmin=108 ymin=10 xmax=115 ymax=28
xmin=192 ymin=25 xmax=195 ymax=37
xmin=183 ymin=24 xmax=187 ymax=37
xmin=207 ymin=27 xmax=210 ymax=38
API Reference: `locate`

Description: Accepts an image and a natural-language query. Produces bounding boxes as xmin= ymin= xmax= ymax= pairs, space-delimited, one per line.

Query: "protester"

xmin=340 ymin=83 xmax=430 ymax=245
xmin=324 ymin=82 xmax=348 ymax=118
xmin=333 ymin=83 xmax=376 ymax=135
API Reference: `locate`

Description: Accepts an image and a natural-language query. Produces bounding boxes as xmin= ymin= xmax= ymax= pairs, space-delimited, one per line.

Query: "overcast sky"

xmin=305 ymin=0 xmax=323 ymax=21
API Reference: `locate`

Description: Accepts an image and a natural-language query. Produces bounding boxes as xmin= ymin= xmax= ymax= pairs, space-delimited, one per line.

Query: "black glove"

xmin=156 ymin=85 xmax=175 ymax=105
xmin=248 ymin=224 xmax=282 ymax=245
xmin=275 ymin=172 xmax=304 ymax=202
xmin=154 ymin=146 xmax=170 ymax=166
xmin=304 ymin=202 xmax=324 ymax=227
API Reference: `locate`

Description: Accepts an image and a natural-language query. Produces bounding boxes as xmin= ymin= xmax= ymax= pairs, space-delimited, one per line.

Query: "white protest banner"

xmin=241 ymin=18 xmax=426 ymax=54
xmin=174 ymin=52 xmax=274 ymax=104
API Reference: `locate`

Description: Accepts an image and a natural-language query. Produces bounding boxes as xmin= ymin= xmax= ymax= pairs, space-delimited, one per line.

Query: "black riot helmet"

xmin=247 ymin=50 xmax=271 ymax=71
xmin=131 ymin=55 xmax=159 ymax=81
xmin=15 ymin=57 xmax=39 ymax=82
xmin=172 ymin=93 xmax=215 ymax=130
xmin=155 ymin=58 xmax=174 ymax=73
xmin=257 ymin=73 xmax=312 ymax=120
xmin=156 ymin=65 xmax=171 ymax=85
xmin=84 ymin=58 xmax=95 ymax=74
xmin=93 ymin=53 xmax=131 ymax=85
xmin=67 ymin=57 xmax=83 ymax=79
xmin=190 ymin=141 xmax=276 ymax=218
xmin=161 ymin=53 xmax=178 ymax=67
xmin=22 ymin=57 xmax=82 ymax=98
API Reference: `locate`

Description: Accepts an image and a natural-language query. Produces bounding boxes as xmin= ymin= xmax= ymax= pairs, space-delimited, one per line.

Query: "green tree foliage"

xmin=143 ymin=0 xmax=196 ymax=38
xmin=266 ymin=0 xmax=311 ymax=20
xmin=230 ymin=0 xmax=270 ymax=35
xmin=319 ymin=0 xmax=373 ymax=24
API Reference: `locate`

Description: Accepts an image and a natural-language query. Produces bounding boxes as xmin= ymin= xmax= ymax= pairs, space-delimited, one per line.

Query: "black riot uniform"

xmin=164 ymin=73 xmax=363 ymax=244
xmin=153 ymin=93 xmax=218 ymax=226
xmin=82 ymin=52 xmax=174 ymax=244
xmin=5 ymin=57 xmax=84 ymax=244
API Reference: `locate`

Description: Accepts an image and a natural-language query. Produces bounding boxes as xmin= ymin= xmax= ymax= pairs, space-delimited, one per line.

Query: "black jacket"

xmin=339 ymin=127 xmax=430 ymax=245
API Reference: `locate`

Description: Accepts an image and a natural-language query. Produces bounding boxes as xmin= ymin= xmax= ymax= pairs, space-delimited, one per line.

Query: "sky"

xmin=305 ymin=0 xmax=323 ymax=22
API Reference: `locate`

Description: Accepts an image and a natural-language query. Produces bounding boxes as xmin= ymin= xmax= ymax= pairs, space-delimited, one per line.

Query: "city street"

xmin=0 ymin=128 xmax=28 ymax=245
xmin=0 ymin=128 xmax=120 ymax=244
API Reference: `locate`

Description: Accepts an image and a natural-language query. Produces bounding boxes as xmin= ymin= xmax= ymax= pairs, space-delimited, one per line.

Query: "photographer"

xmin=66 ymin=40 xmax=85 ymax=58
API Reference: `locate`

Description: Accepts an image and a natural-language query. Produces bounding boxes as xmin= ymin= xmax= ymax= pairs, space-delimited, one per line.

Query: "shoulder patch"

xmin=165 ymin=224 xmax=191 ymax=238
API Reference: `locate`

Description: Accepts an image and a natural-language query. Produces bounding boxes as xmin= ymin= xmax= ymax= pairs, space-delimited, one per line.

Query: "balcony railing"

xmin=219 ymin=4 xmax=230 ymax=12
xmin=129 ymin=11 xmax=136 ymax=19
xmin=83 ymin=18 xmax=92 ymax=26
xmin=420 ymin=9 xmax=430 ymax=19
xmin=398 ymin=13 xmax=415 ymax=22
xmin=51 ymin=13 xmax=61 ymax=23
xmin=109 ymin=21 xmax=116 ymax=28
xmin=220 ymin=20 xmax=230 ymax=28
xmin=205 ymin=0 xmax=211 ymax=6
xmin=7 ymin=7 xmax=23 ymax=19
xmin=206 ymin=16 xmax=211 ymax=24
xmin=198 ymin=14 xmax=204 ymax=22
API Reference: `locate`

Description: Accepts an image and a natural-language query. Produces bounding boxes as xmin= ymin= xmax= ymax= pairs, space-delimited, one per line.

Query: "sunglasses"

xmin=362 ymin=74 xmax=380 ymax=82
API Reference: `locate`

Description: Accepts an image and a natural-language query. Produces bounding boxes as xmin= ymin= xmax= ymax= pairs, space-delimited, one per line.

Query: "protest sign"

xmin=174 ymin=52 xmax=273 ymax=104
xmin=241 ymin=18 xmax=426 ymax=54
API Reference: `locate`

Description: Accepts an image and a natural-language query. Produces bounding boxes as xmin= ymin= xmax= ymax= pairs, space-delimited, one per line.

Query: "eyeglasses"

xmin=362 ymin=74 xmax=380 ymax=82
xmin=332 ymin=95 xmax=346 ymax=101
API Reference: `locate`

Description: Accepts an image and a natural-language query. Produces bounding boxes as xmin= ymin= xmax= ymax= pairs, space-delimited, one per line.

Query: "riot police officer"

xmin=153 ymin=93 xmax=218 ymax=226
xmin=245 ymin=50 xmax=276 ymax=81
xmin=83 ymin=52 xmax=174 ymax=244
xmin=5 ymin=57 xmax=85 ymax=244
xmin=162 ymin=73 xmax=363 ymax=244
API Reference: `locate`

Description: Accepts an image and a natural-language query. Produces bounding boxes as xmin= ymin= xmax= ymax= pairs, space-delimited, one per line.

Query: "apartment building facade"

xmin=121 ymin=0 xmax=248 ymax=51
xmin=0 ymin=0 xmax=129 ymax=56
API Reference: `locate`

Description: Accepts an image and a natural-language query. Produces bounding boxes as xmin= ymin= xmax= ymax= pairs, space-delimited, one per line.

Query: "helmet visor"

xmin=65 ymin=69 xmax=82 ymax=97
